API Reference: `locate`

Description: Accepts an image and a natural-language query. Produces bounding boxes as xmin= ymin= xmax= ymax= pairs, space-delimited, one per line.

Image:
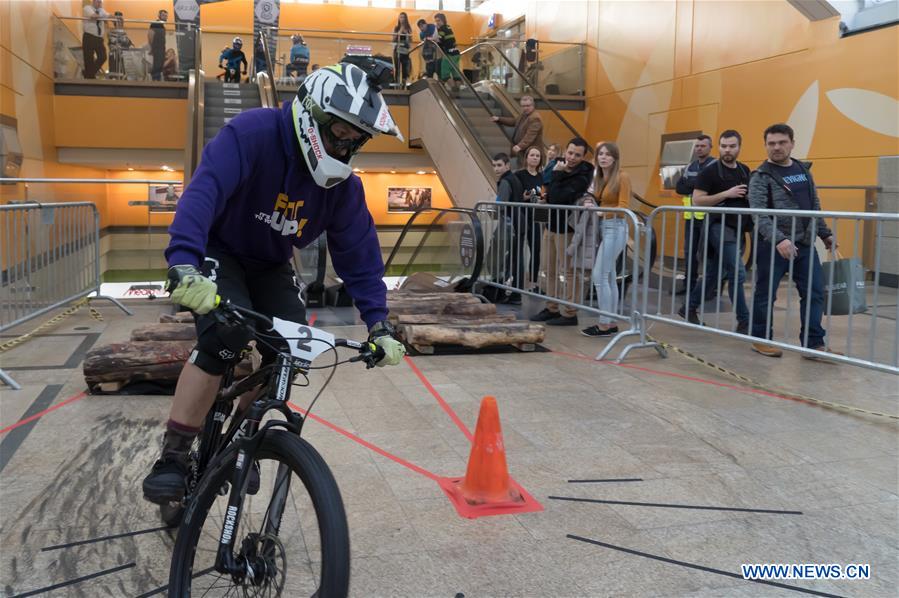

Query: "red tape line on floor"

xmin=403 ymin=355 xmax=474 ymax=442
xmin=0 ymin=391 xmax=88 ymax=436
xmin=287 ymin=401 xmax=442 ymax=482
xmin=307 ymin=313 xmax=318 ymax=326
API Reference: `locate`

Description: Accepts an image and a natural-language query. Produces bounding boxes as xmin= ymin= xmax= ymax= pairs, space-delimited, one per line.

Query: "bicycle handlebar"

xmin=213 ymin=298 xmax=386 ymax=368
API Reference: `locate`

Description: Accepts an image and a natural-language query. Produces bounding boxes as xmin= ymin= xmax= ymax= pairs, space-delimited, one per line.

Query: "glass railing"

xmin=383 ymin=207 xmax=484 ymax=290
xmin=54 ymin=15 xmax=198 ymax=82
xmin=466 ymin=38 xmax=585 ymax=96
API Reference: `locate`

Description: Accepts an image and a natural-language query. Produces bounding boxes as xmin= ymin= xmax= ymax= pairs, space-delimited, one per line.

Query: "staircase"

xmin=203 ymin=81 xmax=262 ymax=145
xmin=453 ymin=89 xmax=510 ymax=158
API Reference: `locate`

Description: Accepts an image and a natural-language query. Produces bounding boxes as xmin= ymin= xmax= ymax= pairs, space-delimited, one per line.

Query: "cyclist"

xmin=219 ymin=36 xmax=246 ymax=82
xmin=142 ymin=61 xmax=407 ymax=505
xmin=285 ymin=34 xmax=310 ymax=79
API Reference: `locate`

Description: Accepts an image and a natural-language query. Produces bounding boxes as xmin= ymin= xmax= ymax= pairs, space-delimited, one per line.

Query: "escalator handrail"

xmin=459 ymin=42 xmax=589 ymax=153
xmin=259 ymin=30 xmax=280 ymax=105
xmin=409 ymin=41 xmax=498 ymax=121
xmin=383 ymin=207 xmax=485 ymax=287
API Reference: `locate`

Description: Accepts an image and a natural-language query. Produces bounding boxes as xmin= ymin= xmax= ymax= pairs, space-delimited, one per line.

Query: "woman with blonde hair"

xmin=582 ymin=141 xmax=632 ymax=337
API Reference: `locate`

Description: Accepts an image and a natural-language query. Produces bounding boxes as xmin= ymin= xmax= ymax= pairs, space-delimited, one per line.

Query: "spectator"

xmin=491 ymin=95 xmax=544 ymax=168
xmin=219 ymin=37 xmax=247 ymax=83
xmin=434 ymin=13 xmax=462 ymax=93
xmin=416 ymin=18 xmax=439 ymax=79
xmin=542 ymin=143 xmax=561 ymax=184
xmin=392 ymin=12 xmax=413 ymax=88
xmin=516 ymin=145 xmax=545 ymax=292
xmin=148 ymin=9 xmax=168 ymax=81
xmin=253 ymin=34 xmax=268 ymax=75
xmin=163 ymin=48 xmax=178 ymax=79
xmin=82 ymin=0 xmax=111 ymax=79
xmin=676 ymin=134 xmax=716 ymax=294
xmin=286 ymin=34 xmax=310 ymax=80
xmin=748 ymin=123 xmax=837 ymax=358
xmin=492 ymin=153 xmax=526 ymax=304
xmin=530 ymin=137 xmax=593 ymax=326
xmin=107 ymin=11 xmax=133 ymax=79
xmin=311 ymin=63 xmax=320 ymax=72
xmin=580 ymin=142 xmax=632 ymax=337
xmin=678 ymin=129 xmax=751 ymax=332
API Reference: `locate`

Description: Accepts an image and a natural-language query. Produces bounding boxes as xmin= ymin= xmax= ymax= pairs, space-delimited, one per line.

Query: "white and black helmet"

xmin=291 ymin=62 xmax=403 ymax=188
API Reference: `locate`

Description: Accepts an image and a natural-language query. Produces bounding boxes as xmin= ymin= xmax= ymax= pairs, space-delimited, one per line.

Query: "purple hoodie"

xmin=165 ymin=101 xmax=387 ymax=327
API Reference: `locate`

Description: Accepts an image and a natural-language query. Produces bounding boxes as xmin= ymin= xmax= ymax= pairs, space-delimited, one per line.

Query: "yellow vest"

xmin=682 ymin=196 xmax=705 ymax=220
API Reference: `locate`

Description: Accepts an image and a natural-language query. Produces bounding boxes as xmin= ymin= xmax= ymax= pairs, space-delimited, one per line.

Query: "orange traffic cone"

xmin=438 ymin=396 xmax=543 ymax=519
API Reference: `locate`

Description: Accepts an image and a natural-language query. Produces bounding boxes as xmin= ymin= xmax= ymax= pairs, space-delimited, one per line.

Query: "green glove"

xmin=369 ymin=321 xmax=406 ymax=367
xmin=167 ymin=265 xmax=218 ymax=315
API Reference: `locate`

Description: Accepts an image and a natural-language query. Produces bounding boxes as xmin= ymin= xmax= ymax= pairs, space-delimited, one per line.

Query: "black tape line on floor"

xmin=41 ymin=525 xmax=170 ymax=552
xmin=134 ymin=566 xmax=216 ymax=598
xmin=549 ymin=496 xmax=802 ymax=515
xmin=567 ymin=535 xmax=845 ymax=598
xmin=0 ymin=385 xmax=63 ymax=475
xmin=567 ymin=478 xmax=644 ymax=483
xmin=10 ymin=562 xmax=135 ymax=598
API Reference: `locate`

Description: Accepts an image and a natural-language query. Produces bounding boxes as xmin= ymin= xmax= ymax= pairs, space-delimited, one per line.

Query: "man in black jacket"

xmin=531 ymin=137 xmax=593 ymax=325
xmin=676 ymin=135 xmax=716 ymax=295
xmin=492 ymin=153 xmax=526 ymax=303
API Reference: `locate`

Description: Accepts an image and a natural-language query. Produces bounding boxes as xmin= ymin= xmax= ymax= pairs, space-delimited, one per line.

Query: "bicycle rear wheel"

xmin=168 ymin=430 xmax=350 ymax=597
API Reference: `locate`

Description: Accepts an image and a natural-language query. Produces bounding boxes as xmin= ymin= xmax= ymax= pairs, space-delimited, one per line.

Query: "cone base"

xmin=437 ymin=476 xmax=544 ymax=519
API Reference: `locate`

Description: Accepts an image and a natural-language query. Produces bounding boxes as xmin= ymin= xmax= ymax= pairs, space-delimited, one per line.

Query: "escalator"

xmin=202 ymin=80 xmax=262 ymax=146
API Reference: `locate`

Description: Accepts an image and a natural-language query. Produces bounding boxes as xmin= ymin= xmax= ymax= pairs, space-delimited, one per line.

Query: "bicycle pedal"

xmin=218 ymin=482 xmax=230 ymax=496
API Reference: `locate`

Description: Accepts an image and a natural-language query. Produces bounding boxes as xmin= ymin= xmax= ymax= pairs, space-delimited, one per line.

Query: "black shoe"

xmin=247 ymin=460 xmax=260 ymax=495
xmin=677 ymin=305 xmax=703 ymax=326
xmin=546 ymin=315 xmax=578 ymax=326
xmin=143 ymin=457 xmax=188 ymax=505
xmin=736 ymin=321 xmax=749 ymax=335
xmin=581 ymin=325 xmax=618 ymax=337
xmin=530 ymin=308 xmax=558 ymax=322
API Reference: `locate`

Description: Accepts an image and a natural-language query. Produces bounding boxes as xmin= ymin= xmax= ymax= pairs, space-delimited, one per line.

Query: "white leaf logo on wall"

xmin=786 ymin=81 xmax=819 ymax=160
xmin=826 ymin=88 xmax=899 ymax=138
xmin=255 ymin=0 xmax=280 ymax=25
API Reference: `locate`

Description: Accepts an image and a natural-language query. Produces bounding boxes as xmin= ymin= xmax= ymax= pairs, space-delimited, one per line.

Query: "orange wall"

xmin=522 ymin=0 xmax=899 ymax=210
xmin=53 ymin=96 xmax=187 ymax=149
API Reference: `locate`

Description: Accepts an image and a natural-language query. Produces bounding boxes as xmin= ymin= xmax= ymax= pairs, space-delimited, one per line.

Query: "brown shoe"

xmin=751 ymin=343 xmax=783 ymax=358
xmin=802 ymin=347 xmax=844 ymax=362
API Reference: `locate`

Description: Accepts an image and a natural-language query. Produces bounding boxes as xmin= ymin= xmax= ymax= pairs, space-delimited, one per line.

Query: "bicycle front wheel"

xmin=168 ymin=430 xmax=350 ymax=597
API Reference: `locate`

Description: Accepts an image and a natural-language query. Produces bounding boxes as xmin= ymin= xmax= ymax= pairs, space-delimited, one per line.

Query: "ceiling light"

xmin=390 ymin=169 xmax=396 ymax=174
xmin=431 ymin=170 xmax=437 ymax=174
xmin=353 ymin=167 xmax=360 ymax=172
xmin=358 ymin=170 xmax=365 ymax=173
xmin=127 ymin=167 xmax=134 ymax=171
xmin=416 ymin=170 xmax=426 ymax=175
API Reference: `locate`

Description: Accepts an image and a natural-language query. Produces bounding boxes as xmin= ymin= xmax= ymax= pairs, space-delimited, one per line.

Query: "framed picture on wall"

xmin=387 ymin=186 xmax=431 ymax=212
xmin=149 ymin=184 xmax=183 ymax=212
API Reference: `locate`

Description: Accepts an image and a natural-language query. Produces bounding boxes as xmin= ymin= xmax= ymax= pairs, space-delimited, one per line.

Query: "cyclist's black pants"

xmin=190 ymin=248 xmax=307 ymax=375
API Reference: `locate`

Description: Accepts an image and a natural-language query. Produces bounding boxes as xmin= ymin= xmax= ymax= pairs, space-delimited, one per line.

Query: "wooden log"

xmin=402 ymin=323 xmax=545 ymax=349
xmin=389 ymin=302 xmax=497 ymax=316
xmin=159 ymin=311 xmax=194 ymax=323
xmin=131 ymin=323 xmax=197 ymax=341
xmin=387 ymin=294 xmax=482 ymax=307
xmin=84 ymin=341 xmax=195 ymax=385
xmin=390 ymin=312 xmax=516 ymax=325
xmin=83 ymin=341 xmax=252 ymax=388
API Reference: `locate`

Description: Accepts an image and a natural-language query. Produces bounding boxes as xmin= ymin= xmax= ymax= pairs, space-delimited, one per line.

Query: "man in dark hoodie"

xmin=492 ymin=153 xmax=526 ymax=303
xmin=530 ymin=137 xmax=593 ymax=326
xmin=748 ymin=123 xmax=836 ymax=359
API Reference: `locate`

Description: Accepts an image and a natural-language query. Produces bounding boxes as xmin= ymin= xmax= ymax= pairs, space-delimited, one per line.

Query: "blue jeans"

xmin=591 ymin=219 xmax=628 ymax=325
xmin=751 ymin=239 xmax=826 ymax=348
xmin=688 ymin=223 xmax=748 ymax=323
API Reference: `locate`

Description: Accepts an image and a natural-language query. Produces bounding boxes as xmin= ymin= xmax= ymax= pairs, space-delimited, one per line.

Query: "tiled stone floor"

xmin=0 ymin=297 xmax=896 ymax=597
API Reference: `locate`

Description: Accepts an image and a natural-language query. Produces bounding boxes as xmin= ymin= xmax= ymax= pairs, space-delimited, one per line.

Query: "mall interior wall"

xmin=522 ymin=0 xmax=898 ymax=213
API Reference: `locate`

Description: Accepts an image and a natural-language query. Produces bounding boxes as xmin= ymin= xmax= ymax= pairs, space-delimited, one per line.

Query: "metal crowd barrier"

xmin=0 ymin=202 xmax=131 ymax=390
xmin=473 ymin=201 xmax=899 ymax=375
xmin=473 ymin=201 xmax=664 ymax=361
xmin=641 ymin=205 xmax=898 ymax=375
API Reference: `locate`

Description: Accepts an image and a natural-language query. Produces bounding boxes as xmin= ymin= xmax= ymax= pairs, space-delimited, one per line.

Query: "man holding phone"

xmin=678 ymin=130 xmax=751 ymax=333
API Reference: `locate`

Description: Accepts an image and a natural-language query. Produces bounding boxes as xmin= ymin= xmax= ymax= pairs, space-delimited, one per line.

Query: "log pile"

xmin=387 ymin=291 xmax=544 ymax=353
xmin=83 ymin=312 xmax=251 ymax=393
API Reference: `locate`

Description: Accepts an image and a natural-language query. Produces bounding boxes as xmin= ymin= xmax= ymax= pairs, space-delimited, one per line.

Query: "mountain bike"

xmin=164 ymin=300 xmax=384 ymax=597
